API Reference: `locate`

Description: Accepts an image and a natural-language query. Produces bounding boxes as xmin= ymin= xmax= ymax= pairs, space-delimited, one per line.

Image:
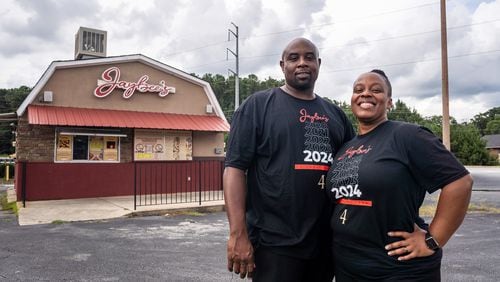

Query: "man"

xmin=224 ymin=37 xmax=354 ymax=281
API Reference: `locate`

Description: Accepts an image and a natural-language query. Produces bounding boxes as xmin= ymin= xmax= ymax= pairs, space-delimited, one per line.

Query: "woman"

xmin=327 ymin=69 xmax=473 ymax=281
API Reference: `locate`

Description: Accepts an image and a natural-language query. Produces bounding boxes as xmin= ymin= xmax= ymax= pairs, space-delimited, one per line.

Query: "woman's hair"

xmin=370 ymin=69 xmax=392 ymax=97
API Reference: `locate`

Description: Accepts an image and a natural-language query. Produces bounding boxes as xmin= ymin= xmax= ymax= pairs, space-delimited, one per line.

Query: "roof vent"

xmin=206 ymin=104 xmax=213 ymax=113
xmin=74 ymin=27 xmax=107 ymax=60
xmin=42 ymin=91 xmax=53 ymax=102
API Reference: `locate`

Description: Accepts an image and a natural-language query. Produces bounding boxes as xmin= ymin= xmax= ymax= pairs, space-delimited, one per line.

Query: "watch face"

xmin=425 ymin=236 xmax=440 ymax=250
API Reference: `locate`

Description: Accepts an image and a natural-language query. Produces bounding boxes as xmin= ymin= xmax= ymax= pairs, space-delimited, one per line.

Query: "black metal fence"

xmin=134 ymin=160 xmax=224 ymax=209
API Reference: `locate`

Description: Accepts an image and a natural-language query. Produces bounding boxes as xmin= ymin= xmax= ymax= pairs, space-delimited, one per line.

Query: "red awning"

xmin=28 ymin=105 xmax=229 ymax=132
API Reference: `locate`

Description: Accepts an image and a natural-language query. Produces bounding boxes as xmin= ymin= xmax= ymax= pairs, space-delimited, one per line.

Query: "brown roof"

xmin=28 ymin=105 xmax=229 ymax=132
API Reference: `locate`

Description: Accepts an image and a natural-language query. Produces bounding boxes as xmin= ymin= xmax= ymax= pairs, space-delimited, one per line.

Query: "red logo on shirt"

xmin=299 ymin=109 xmax=329 ymax=123
xmin=337 ymin=145 xmax=372 ymax=160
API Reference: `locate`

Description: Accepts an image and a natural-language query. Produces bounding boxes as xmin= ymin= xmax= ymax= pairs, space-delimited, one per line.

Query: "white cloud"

xmin=0 ymin=0 xmax=498 ymax=122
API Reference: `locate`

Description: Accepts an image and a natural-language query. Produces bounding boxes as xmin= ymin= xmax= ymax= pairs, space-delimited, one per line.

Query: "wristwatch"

xmin=425 ymin=232 xmax=440 ymax=251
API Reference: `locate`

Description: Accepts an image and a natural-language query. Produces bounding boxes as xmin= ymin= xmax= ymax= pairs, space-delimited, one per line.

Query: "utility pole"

xmin=227 ymin=22 xmax=239 ymax=111
xmin=440 ymin=0 xmax=451 ymax=150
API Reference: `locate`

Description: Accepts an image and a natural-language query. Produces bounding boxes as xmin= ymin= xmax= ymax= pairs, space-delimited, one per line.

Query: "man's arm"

xmin=224 ymin=166 xmax=255 ymax=278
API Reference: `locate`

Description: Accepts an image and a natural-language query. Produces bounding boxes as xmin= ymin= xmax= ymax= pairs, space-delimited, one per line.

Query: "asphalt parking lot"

xmin=1 ymin=166 xmax=499 ymax=281
xmin=1 ymin=207 xmax=499 ymax=281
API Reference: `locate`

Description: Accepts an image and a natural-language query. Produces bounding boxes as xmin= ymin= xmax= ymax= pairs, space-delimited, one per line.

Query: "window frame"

xmin=54 ymin=128 xmax=126 ymax=163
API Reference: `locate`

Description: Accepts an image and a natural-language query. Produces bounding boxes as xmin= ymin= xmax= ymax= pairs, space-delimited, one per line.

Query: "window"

xmin=56 ymin=132 xmax=121 ymax=162
xmin=73 ymin=135 xmax=89 ymax=160
xmin=134 ymin=129 xmax=192 ymax=161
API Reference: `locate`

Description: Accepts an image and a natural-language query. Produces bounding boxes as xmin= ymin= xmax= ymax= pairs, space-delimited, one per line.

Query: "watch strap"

xmin=425 ymin=232 xmax=440 ymax=250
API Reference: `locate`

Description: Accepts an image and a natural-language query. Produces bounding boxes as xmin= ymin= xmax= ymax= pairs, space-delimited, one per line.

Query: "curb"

xmin=127 ymin=204 xmax=226 ymax=218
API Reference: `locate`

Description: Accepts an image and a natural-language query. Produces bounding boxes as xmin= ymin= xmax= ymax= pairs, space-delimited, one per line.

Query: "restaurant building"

xmin=15 ymin=27 xmax=229 ymax=204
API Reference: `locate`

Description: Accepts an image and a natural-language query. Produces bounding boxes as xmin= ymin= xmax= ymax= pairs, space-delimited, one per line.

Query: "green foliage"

xmin=200 ymin=73 xmax=283 ymax=121
xmin=388 ymin=99 xmax=424 ymax=124
xmin=471 ymin=107 xmax=500 ymax=135
xmin=450 ymin=123 xmax=496 ymax=165
xmin=0 ymin=86 xmax=31 ymax=112
xmin=0 ymin=191 xmax=18 ymax=215
xmin=391 ymin=103 xmax=493 ymax=166
xmin=484 ymin=117 xmax=500 ymax=135
xmin=330 ymin=99 xmax=358 ymax=132
xmin=421 ymin=115 xmax=443 ymax=136
xmin=0 ymin=86 xmax=31 ymax=154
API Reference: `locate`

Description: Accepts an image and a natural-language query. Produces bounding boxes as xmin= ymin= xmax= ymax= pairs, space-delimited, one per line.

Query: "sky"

xmin=1 ymin=0 xmax=499 ymax=122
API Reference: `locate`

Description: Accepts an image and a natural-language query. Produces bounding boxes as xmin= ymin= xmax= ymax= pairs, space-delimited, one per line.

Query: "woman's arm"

xmin=385 ymin=174 xmax=473 ymax=261
xmin=429 ymin=173 xmax=473 ymax=247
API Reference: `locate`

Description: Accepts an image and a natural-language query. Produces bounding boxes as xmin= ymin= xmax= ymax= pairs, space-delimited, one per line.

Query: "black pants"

xmin=334 ymin=264 xmax=440 ymax=282
xmin=252 ymin=246 xmax=334 ymax=282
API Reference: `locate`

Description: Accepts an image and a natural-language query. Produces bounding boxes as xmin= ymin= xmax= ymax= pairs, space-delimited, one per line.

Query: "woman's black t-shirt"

xmin=327 ymin=120 xmax=468 ymax=280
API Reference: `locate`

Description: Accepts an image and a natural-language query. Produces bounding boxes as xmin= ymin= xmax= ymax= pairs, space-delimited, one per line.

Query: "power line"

xmin=162 ymin=2 xmax=441 ymax=59
xmin=240 ymin=1 xmax=440 ymax=40
xmin=322 ymin=49 xmax=500 ymax=73
xmin=183 ymin=18 xmax=500 ymax=72
xmin=240 ymin=18 xmax=500 ymax=60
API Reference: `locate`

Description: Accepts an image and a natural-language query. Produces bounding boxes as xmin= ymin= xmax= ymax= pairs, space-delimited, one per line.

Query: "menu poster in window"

xmin=89 ymin=136 xmax=104 ymax=161
xmin=103 ymin=136 xmax=118 ymax=161
xmin=134 ymin=130 xmax=165 ymax=160
xmin=166 ymin=131 xmax=192 ymax=160
xmin=135 ymin=130 xmax=192 ymax=161
xmin=56 ymin=135 xmax=73 ymax=161
xmin=185 ymin=137 xmax=193 ymax=160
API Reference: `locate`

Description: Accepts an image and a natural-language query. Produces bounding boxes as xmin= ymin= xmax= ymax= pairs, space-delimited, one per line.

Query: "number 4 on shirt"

xmin=318 ymin=175 xmax=325 ymax=189
xmin=340 ymin=209 xmax=348 ymax=224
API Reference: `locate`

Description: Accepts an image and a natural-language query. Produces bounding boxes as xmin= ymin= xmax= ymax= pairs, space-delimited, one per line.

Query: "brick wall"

xmin=16 ymin=116 xmax=55 ymax=162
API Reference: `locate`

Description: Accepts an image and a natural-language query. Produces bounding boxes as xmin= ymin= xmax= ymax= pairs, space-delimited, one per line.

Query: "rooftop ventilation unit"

xmin=74 ymin=27 xmax=107 ymax=60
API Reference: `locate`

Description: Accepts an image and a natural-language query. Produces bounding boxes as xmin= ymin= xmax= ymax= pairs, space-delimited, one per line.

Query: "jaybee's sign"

xmin=94 ymin=67 xmax=176 ymax=99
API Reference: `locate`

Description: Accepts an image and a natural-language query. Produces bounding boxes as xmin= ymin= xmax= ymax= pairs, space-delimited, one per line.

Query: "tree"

xmin=0 ymin=86 xmax=31 ymax=154
xmin=450 ymin=123 xmax=495 ymax=165
xmin=471 ymin=107 xmax=500 ymax=135
xmin=329 ymin=99 xmax=357 ymax=132
xmin=387 ymin=99 xmax=424 ymax=124
xmin=484 ymin=117 xmax=500 ymax=135
xmin=421 ymin=115 xmax=443 ymax=136
xmin=200 ymin=73 xmax=282 ymax=122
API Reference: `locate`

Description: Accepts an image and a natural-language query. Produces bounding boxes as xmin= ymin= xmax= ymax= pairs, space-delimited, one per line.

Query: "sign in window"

xmin=134 ymin=129 xmax=192 ymax=161
xmin=56 ymin=134 xmax=119 ymax=162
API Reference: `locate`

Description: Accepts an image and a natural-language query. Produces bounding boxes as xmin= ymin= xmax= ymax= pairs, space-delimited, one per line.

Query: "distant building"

xmin=482 ymin=134 xmax=500 ymax=163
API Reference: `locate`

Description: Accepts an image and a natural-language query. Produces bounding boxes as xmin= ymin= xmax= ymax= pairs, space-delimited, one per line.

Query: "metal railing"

xmin=134 ymin=160 xmax=224 ymax=209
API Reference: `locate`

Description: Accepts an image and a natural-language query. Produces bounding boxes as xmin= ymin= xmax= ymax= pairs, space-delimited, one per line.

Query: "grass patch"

xmin=419 ymin=202 xmax=500 ymax=217
xmin=0 ymin=192 xmax=18 ymax=215
xmin=419 ymin=204 xmax=437 ymax=217
xmin=175 ymin=210 xmax=206 ymax=216
xmin=51 ymin=219 xmax=66 ymax=225
xmin=467 ymin=203 xmax=500 ymax=214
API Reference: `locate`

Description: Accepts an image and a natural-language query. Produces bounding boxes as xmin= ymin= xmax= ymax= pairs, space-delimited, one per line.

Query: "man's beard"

xmin=289 ymin=79 xmax=314 ymax=91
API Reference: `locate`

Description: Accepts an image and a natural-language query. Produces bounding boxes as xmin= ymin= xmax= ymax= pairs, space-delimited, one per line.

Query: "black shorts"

xmin=252 ymin=246 xmax=334 ymax=282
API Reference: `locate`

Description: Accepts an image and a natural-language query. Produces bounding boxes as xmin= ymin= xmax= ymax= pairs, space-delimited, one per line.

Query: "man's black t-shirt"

xmin=327 ymin=120 xmax=469 ymax=280
xmin=225 ymin=87 xmax=354 ymax=259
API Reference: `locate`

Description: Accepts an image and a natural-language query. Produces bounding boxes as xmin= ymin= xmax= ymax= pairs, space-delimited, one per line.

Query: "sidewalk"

xmin=3 ymin=185 xmax=224 ymax=226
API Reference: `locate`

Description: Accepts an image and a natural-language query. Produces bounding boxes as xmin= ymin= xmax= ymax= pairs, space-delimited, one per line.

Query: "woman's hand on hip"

xmin=385 ymin=223 xmax=435 ymax=261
